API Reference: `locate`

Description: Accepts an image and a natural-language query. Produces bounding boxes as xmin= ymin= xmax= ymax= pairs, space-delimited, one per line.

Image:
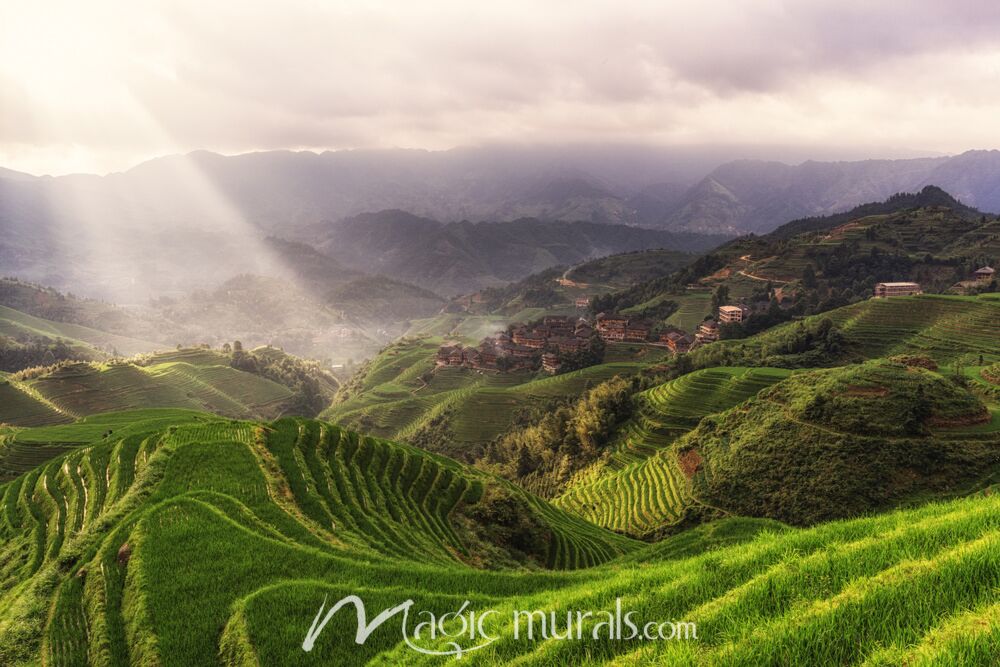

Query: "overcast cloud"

xmin=3 ymin=0 xmax=1000 ymax=175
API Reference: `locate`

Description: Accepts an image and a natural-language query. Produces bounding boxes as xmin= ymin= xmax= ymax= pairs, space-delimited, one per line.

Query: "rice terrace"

xmin=3 ymin=3 xmax=1000 ymax=665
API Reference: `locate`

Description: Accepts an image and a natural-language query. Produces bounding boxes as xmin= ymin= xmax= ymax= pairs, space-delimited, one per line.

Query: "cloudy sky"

xmin=3 ymin=0 xmax=1000 ymax=175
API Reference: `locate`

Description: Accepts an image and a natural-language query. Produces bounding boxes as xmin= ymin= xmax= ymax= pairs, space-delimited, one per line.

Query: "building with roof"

xmin=695 ymin=319 xmax=720 ymax=343
xmin=660 ymin=330 xmax=693 ymax=354
xmin=974 ymin=266 xmax=995 ymax=282
xmin=541 ymin=353 xmax=562 ymax=374
xmin=873 ymin=282 xmax=922 ymax=298
xmin=718 ymin=305 xmax=751 ymax=324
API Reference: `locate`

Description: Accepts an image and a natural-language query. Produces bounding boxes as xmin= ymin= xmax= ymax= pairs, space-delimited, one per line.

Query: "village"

xmin=436 ymin=315 xmax=598 ymax=375
xmin=436 ymin=266 xmax=995 ymax=376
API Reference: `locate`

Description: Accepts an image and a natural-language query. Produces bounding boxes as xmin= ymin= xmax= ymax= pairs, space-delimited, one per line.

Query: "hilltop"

xmin=682 ymin=362 xmax=998 ymax=524
xmin=0 ymin=347 xmax=338 ymax=435
xmin=585 ymin=187 xmax=999 ymax=338
xmin=453 ymin=248 xmax=699 ymax=317
xmin=0 ymin=409 xmax=997 ymax=664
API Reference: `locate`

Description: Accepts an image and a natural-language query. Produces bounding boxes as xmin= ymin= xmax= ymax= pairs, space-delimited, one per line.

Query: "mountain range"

xmin=5 ymin=147 xmax=1000 ymax=239
xmin=6 ymin=145 xmax=1000 ymax=302
xmin=307 ymin=209 xmax=719 ymax=295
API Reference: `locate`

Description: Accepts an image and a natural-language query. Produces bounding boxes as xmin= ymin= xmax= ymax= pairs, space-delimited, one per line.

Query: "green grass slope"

xmin=681 ymin=361 xmax=1000 ymax=525
xmin=0 ymin=409 xmax=997 ymax=664
xmin=554 ymin=367 xmax=793 ymax=535
xmin=326 ymin=338 xmax=654 ymax=458
xmin=0 ymin=410 xmax=638 ymax=664
xmin=557 ymin=361 xmax=1000 ymax=537
xmin=823 ymin=294 xmax=1000 ymax=363
xmin=0 ymin=349 xmax=298 ymax=430
xmin=696 ymin=293 xmax=1000 ymax=368
xmin=0 ymin=304 xmax=157 ymax=357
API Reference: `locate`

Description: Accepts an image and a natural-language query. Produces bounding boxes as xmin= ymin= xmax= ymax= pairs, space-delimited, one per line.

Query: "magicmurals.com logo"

xmin=302 ymin=595 xmax=697 ymax=659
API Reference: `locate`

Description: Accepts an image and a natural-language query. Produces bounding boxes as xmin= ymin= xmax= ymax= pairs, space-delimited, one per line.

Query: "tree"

xmin=233 ymin=340 xmax=243 ymax=353
xmin=711 ymin=284 xmax=730 ymax=312
xmin=801 ymin=265 xmax=818 ymax=288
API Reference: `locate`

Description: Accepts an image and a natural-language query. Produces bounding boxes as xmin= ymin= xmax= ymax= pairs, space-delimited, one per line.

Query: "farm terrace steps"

xmin=553 ymin=367 xmax=793 ymax=535
xmin=0 ymin=357 xmax=299 ymax=428
xmin=1 ymin=411 xmax=999 ymax=664
xmin=325 ymin=349 xmax=652 ymax=452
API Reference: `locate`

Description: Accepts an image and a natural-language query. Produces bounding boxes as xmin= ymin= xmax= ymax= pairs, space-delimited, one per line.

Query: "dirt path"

xmin=738 ymin=269 xmax=790 ymax=284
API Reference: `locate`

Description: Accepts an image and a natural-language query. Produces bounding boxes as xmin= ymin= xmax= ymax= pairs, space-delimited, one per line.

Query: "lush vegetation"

xmin=554 ymin=367 xmax=794 ymax=535
xmin=681 ymin=361 xmax=999 ymax=525
xmin=1 ymin=409 xmax=998 ymax=665
xmin=584 ymin=189 xmax=999 ymax=339
xmin=1 ymin=188 xmax=998 ymax=664
xmin=478 ymin=375 xmax=639 ymax=496
xmin=0 ymin=347 xmax=338 ymax=430
xmin=0 ymin=333 xmax=92 ymax=372
xmin=325 ymin=336 xmax=658 ymax=460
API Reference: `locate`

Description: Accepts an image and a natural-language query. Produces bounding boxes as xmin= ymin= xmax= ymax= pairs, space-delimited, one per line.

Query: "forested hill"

xmin=767 ymin=185 xmax=982 ymax=239
xmin=307 ymin=210 xmax=726 ymax=295
xmin=588 ymin=186 xmax=999 ymax=331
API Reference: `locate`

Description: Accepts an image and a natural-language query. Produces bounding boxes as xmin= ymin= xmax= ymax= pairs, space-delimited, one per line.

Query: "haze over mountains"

xmin=308 ymin=210 xmax=719 ymax=294
xmin=6 ymin=146 xmax=1000 ymax=229
xmin=3 ymin=144 xmax=1000 ymax=303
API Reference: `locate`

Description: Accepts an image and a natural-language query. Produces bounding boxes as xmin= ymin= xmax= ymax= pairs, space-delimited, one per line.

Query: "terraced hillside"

xmin=682 ymin=362 xmax=1000 ymax=524
xmin=584 ymin=190 xmax=999 ymax=341
xmin=0 ymin=305 xmax=157 ymax=358
xmin=0 ymin=348 xmax=313 ymax=429
xmin=557 ymin=361 xmax=1000 ymax=536
xmin=555 ymin=368 xmax=793 ymax=535
xmin=741 ymin=203 xmax=999 ymax=284
xmin=0 ymin=410 xmax=638 ymax=663
xmin=326 ymin=337 xmax=655 ymax=457
xmin=823 ymin=294 xmax=1000 ymax=362
xmin=690 ymin=293 xmax=1000 ymax=369
xmin=1 ymin=409 xmax=998 ymax=664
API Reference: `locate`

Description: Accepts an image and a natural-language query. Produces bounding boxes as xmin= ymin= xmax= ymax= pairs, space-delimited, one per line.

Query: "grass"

xmin=0 ymin=304 xmax=157 ymax=356
xmin=556 ymin=361 xmax=1000 ymax=536
xmin=326 ymin=336 xmax=655 ymax=454
xmin=818 ymin=294 xmax=1000 ymax=364
xmin=555 ymin=368 xmax=794 ymax=535
xmin=0 ymin=409 xmax=997 ymax=665
xmin=680 ymin=361 xmax=1000 ymax=526
xmin=0 ymin=351 xmax=297 ymax=429
xmin=663 ymin=291 xmax=713 ymax=332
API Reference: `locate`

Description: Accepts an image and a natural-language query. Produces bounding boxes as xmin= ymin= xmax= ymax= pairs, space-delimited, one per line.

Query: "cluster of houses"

xmin=594 ymin=305 xmax=750 ymax=355
xmin=437 ymin=300 xmax=768 ymax=375
xmin=949 ymin=266 xmax=996 ymax=294
xmin=659 ymin=302 xmax=758 ymax=352
xmin=436 ymin=315 xmax=596 ymax=374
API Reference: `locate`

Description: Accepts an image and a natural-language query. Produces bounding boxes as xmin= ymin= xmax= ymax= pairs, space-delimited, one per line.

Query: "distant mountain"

xmin=590 ymin=186 xmax=999 ymax=329
xmin=309 ymin=210 xmax=723 ymax=295
xmin=767 ymin=185 xmax=981 ymax=239
xmin=662 ymin=152 xmax=1000 ymax=234
xmin=6 ymin=146 xmax=1000 ymax=301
